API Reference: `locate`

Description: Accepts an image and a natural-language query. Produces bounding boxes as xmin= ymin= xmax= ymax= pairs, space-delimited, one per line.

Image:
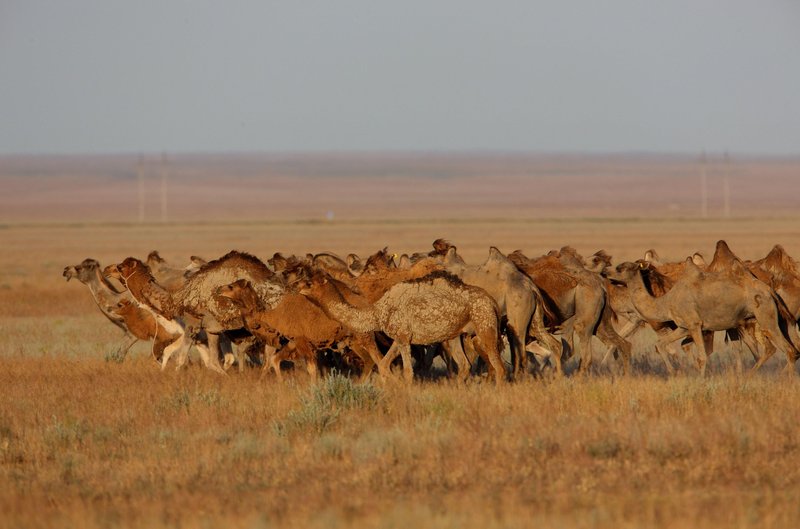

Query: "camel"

xmin=106 ymin=251 xmax=284 ymax=374
xmin=606 ymin=259 xmax=799 ymax=376
xmin=63 ymin=258 xmax=172 ymax=361
xmin=110 ymin=299 xmax=183 ymax=362
xmin=300 ymin=270 xmax=507 ymax=384
xmin=440 ymin=246 xmax=561 ymax=378
xmin=508 ymin=248 xmax=631 ymax=375
xmin=749 ymin=244 xmax=800 ymax=322
xmin=145 ymin=251 xmax=204 ymax=291
xmin=216 ymin=279 xmax=382 ymax=381
xmin=104 ymin=257 xmax=220 ymax=373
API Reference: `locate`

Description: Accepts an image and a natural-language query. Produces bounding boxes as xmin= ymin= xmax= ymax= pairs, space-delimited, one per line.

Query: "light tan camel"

xmin=508 ymin=248 xmax=631 ymax=375
xmin=607 ymin=259 xmax=799 ymax=376
xmin=749 ymin=245 xmax=800 ymax=321
xmin=300 ymin=270 xmax=507 ymax=384
xmin=440 ymin=246 xmax=561 ymax=378
xmin=216 ymin=279 xmax=382 ymax=382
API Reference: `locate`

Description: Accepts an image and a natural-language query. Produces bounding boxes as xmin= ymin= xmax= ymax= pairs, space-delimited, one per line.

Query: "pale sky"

xmin=1 ymin=0 xmax=798 ymax=155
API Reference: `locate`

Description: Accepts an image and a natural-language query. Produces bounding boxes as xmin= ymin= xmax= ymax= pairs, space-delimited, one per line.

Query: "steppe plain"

xmin=1 ymin=154 xmax=799 ymax=528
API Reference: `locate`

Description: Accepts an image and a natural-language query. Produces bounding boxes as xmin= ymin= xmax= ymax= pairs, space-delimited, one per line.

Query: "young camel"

xmin=300 ymin=270 xmax=507 ymax=384
xmin=106 ymin=257 xmax=225 ymax=374
xmin=110 ymin=299 xmax=182 ymax=362
xmin=607 ymin=260 xmax=799 ymax=376
xmin=63 ymin=258 xmax=175 ymax=361
xmin=216 ymin=279 xmax=382 ymax=381
xmin=108 ymin=251 xmax=284 ymax=373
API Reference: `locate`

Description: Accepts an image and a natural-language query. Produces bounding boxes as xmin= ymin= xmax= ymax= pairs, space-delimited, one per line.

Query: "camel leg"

xmin=377 ymin=341 xmax=402 ymax=380
xmin=689 ymin=327 xmax=708 ymax=377
xmin=292 ymin=338 xmax=319 ymax=381
xmin=443 ymin=336 xmax=471 ymax=382
xmin=112 ymin=332 xmax=139 ymax=362
xmin=654 ymin=327 xmax=691 ymax=376
xmin=595 ymin=313 xmax=632 ymax=375
xmin=352 ymin=333 xmax=382 ymax=381
xmin=262 ymin=344 xmax=285 ymax=383
xmin=574 ymin=323 xmax=595 ymax=375
xmin=600 ymin=318 xmax=640 ymax=366
xmin=161 ymin=332 xmax=188 ymax=371
xmin=752 ymin=302 xmax=799 ymax=374
xmin=194 ymin=340 xmax=226 ymax=375
xmin=474 ymin=330 xmax=506 ymax=385
xmin=201 ymin=333 xmax=227 ymax=374
xmin=506 ymin=321 xmax=527 ymax=379
xmin=398 ymin=343 xmax=414 ymax=383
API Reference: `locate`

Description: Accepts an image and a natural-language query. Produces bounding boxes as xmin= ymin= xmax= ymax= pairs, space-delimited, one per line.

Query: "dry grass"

xmin=3 ymin=202 xmax=800 ymax=527
xmin=1 ymin=360 xmax=799 ymax=529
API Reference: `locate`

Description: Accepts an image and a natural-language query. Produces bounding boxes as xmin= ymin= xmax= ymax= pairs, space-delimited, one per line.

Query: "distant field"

xmin=2 ymin=154 xmax=800 ymax=528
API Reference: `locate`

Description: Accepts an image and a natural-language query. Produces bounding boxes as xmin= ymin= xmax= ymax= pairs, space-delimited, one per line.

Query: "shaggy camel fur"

xmin=301 ymin=270 xmax=507 ymax=384
xmin=508 ymin=248 xmax=631 ymax=375
xmin=607 ymin=259 xmax=799 ymax=376
xmin=441 ymin=246 xmax=561 ymax=378
xmin=216 ymin=279 xmax=382 ymax=381
xmin=169 ymin=250 xmax=283 ymax=371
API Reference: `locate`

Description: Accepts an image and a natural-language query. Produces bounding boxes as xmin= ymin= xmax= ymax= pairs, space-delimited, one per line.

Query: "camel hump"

xmin=488 ymin=246 xmax=505 ymax=260
xmin=643 ymin=249 xmax=660 ymax=264
xmin=691 ymin=253 xmax=706 ymax=267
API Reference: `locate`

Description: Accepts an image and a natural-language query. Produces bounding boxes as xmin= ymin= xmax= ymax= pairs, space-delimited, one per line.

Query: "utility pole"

xmin=137 ymin=154 xmax=145 ymax=223
xmin=700 ymin=151 xmax=708 ymax=219
xmin=160 ymin=152 xmax=168 ymax=223
xmin=723 ymin=151 xmax=731 ymax=219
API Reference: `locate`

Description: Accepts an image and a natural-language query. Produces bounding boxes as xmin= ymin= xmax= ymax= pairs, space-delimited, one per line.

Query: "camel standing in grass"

xmin=441 ymin=246 xmax=560 ymax=378
xmin=508 ymin=248 xmax=631 ymax=375
xmin=607 ymin=259 xmax=799 ymax=376
xmin=216 ymin=279 xmax=382 ymax=381
xmin=63 ymin=258 xmax=175 ymax=361
xmin=301 ymin=270 xmax=507 ymax=384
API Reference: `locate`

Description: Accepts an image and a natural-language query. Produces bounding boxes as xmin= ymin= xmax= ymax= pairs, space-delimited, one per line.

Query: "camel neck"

xmin=627 ymin=270 xmax=671 ymax=323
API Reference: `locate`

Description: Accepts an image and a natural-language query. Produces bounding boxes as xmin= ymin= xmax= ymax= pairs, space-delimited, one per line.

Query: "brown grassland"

xmin=2 ymin=154 xmax=800 ymax=528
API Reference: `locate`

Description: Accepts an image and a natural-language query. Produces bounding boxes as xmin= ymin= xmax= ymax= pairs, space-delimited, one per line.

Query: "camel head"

xmin=430 ymin=238 xmax=455 ymax=256
xmin=643 ymin=249 xmax=661 ymax=265
xmin=361 ymin=247 xmax=392 ymax=275
xmin=63 ymin=258 xmax=101 ymax=283
xmin=105 ymin=257 xmax=148 ymax=285
xmin=146 ymin=250 xmax=165 ymax=266
xmin=111 ymin=298 xmax=135 ymax=315
xmin=215 ymin=279 xmax=254 ymax=306
xmin=346 ymin=253 xmax=364 ymax=275
xmin=605 ymin=261 xmax=641 ymax=283
xmin=587 ymin=251 xmax=613 ymax=275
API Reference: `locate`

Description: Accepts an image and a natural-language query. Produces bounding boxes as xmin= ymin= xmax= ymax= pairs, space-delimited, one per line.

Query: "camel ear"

xmin=638 ymin=261 xmax=646 ymax=270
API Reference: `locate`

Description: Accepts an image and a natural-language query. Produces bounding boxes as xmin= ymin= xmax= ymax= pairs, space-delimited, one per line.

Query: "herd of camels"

xmin=63 ymin=239 xmax=800 ymax=383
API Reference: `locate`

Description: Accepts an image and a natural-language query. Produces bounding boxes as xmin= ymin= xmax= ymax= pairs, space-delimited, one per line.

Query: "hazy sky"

xmin=1 ymin=1 xmax=798 ymax=155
